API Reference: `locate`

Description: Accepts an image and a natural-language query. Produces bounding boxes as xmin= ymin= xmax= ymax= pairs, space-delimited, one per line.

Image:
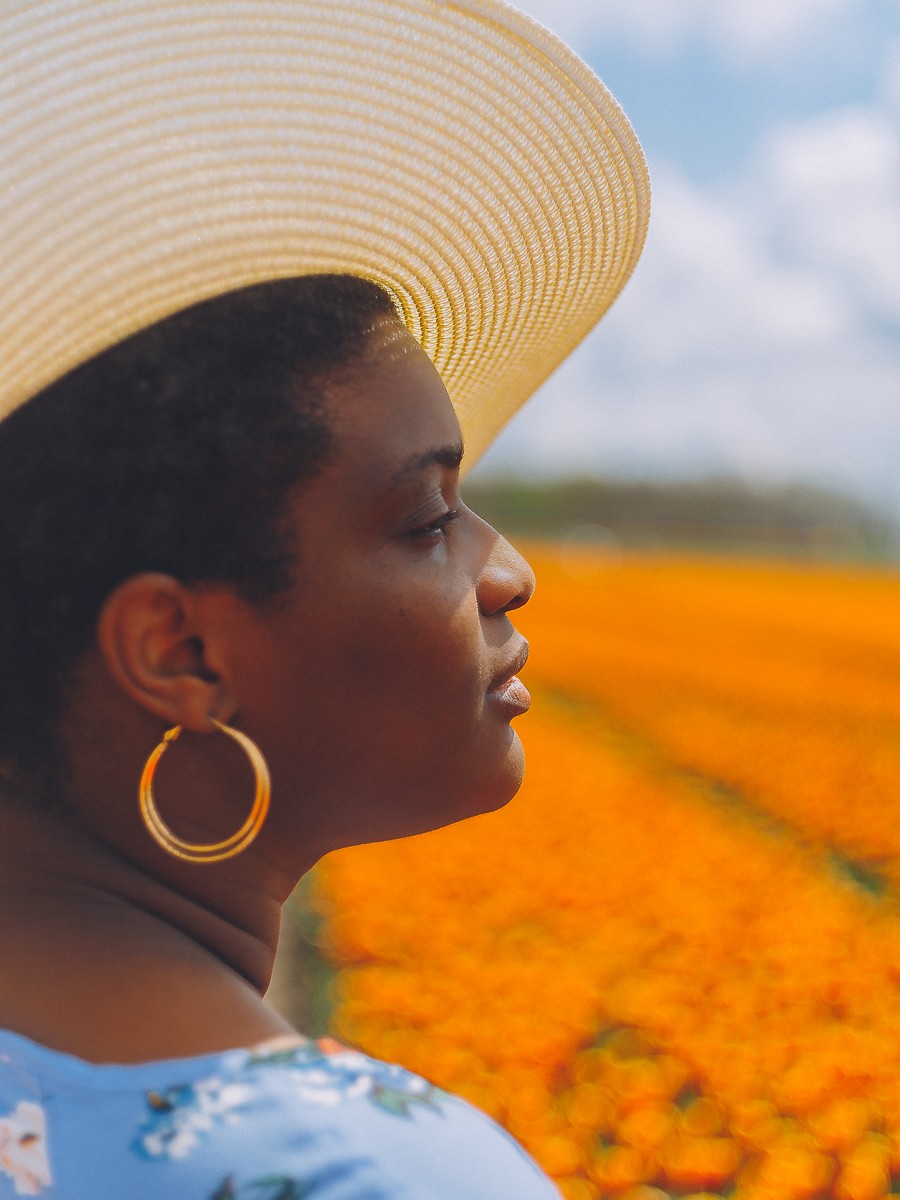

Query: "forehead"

xmin=321 ymin=327 xmax=463 ymax=488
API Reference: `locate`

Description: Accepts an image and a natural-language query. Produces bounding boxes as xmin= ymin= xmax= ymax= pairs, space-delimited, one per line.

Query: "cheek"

xmin=238 ymin=579 xmax=493 ymax=784
xmin=238 ymin=592 xmax=523 ymax=843
xmin=342 ymin=599 xmax=485 ymax=717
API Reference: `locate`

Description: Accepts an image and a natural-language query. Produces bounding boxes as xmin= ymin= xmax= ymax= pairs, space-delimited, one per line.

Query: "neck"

xmin=0 ymin=654 xmax=330 ymax=1059
xmin=20 ymin=794 xmax=288 ymax=986
xmin=0 ymin=786 xmax=306 ymax=1061
xmin=0 ymin=792 xmax=303 ymax=1065
xmin=46 ymin=653 xmax=322 ymax=991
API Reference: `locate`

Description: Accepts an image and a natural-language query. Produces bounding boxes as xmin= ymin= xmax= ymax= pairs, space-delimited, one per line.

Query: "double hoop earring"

xmin=139 ymin=719 xmax=271 ymax=864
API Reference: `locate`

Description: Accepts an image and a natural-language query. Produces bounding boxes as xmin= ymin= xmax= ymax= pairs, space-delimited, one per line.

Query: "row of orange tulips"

xmin=521 ymin=550 xmax=900 ymax=890
xmin=292 ymin=550 xmax=900 ymax=1198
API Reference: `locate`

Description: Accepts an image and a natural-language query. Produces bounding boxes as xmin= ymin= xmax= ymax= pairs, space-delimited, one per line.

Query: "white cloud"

xmin=611 ymin=168 xmax=852 ymax=370
xmin=760 ymin=107 xmax=900 ymax=319
xmin=476 ymin=118 xmax=900 ymax=508
xmin=475 ymin=3 xmax=900 ymax=506
xmin=885 ymin=41 xmax=900 ymax=110
xmin=515 ymin=0 xmax=862 ymax=59
xmin=475 ymin=331 xmax=900 ymax=513
xmin=713 ymin=0 xmax=849 ymax=58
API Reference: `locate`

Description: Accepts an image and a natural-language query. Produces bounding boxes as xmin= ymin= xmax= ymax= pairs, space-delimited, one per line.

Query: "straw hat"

xmin=0 ymin=0 xmax=649 ymax=463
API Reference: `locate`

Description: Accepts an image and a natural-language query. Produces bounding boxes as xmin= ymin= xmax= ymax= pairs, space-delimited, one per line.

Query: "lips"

xmin=488 ymin=640 xmax=530 ymax=714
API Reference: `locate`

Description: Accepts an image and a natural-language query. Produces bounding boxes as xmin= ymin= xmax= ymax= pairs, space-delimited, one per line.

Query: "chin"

xmin=443 ymin=729 xmax=527 ymax=825
xmin=486 ymin=734 xmax=526 ymax=809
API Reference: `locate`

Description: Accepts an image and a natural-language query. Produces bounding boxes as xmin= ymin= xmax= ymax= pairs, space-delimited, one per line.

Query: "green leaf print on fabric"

xmin=245 ymin=1037 xmax=443 ymax=1117
xmin=211 ymin=1176 xmax=313 ymax=1200
xmin=137 ymin=1036 xmax=445 ymax=1162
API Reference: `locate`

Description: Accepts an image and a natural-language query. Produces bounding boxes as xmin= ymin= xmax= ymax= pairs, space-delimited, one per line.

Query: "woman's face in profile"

xmin=212 ymin=323 xmax=535 ymax=856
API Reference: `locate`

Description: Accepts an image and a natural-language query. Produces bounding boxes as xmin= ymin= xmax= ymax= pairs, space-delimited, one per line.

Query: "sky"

xmin=472 ymin=0 xmax=900 ymax=517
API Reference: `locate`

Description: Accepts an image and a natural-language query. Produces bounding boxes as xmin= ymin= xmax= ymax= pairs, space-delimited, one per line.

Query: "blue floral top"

xmin=0 ymin=1029 xmax=560 ymax=1198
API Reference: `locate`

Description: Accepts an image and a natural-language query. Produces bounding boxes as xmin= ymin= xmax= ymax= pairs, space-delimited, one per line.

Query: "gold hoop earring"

xmin=139 ymin=719 xmax=271 ymax=864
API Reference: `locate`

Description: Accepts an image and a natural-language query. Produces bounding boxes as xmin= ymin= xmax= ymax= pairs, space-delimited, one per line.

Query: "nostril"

xmin=509 ymin=560 xmax=536 ymax=612
xmin=478 ymin=565 xmax=535 ymax=616
xmin=475 ymin=526 xmax=536 ymax=616
xmin=502 ymin=589 xmax=530 ymax=615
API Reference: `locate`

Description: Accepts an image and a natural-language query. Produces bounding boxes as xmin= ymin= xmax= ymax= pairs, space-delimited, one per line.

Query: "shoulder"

xmin=0 ymin=892 xmax=294 ymax=1064
xmin=0 ymin=1032 xmax=561 ymax=1199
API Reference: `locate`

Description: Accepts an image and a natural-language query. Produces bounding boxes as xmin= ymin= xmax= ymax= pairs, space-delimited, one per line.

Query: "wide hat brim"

xmin=0 ymin=0 xmax=649 ymax=464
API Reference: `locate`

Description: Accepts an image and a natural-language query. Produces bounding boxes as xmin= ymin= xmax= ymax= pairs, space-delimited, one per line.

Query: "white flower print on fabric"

xmin=138 ymin=1078 xmax=254 ymax=1160
xmin=136 ymin=1037 xmax=444 ymax=1162
xmin=0 ymin=1101 xmax=52 ymax=1195
xmin=246 ymin=1037 xmax=441 ymax=1117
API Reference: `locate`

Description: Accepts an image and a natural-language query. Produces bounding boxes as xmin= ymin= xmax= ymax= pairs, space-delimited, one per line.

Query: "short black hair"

xmin=0 ymin=273 xmax=398 ymax=783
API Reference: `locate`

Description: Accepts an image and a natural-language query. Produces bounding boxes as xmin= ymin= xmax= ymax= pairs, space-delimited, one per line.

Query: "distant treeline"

xmin=461 ymin=476 xmax=899 ymax=561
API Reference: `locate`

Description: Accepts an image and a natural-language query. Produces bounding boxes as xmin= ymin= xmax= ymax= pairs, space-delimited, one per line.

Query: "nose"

xmin=476 ymin=528 xmax=536 ymax=617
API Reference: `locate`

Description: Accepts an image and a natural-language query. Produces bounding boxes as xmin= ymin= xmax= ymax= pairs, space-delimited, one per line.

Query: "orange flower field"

xmin=286 ymin=547 xmax=900 ymax=1199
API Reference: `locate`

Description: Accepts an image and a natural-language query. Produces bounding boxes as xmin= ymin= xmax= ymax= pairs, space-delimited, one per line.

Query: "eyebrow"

xmin=390 ymin=441 xmax=464 ymax=487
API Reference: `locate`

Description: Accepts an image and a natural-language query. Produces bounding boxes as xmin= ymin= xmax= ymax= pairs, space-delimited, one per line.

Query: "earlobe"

xmin=96 ymin=573 xmax=229 ymax=731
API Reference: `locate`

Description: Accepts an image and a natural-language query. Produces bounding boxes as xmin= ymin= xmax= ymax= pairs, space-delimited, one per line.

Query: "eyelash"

xmin=414 ymin=507 xmax=460 ymax=538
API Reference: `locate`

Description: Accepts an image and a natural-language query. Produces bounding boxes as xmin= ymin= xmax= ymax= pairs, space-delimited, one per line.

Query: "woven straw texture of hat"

xmin=0 ymin=0 xmax=649 ymax=463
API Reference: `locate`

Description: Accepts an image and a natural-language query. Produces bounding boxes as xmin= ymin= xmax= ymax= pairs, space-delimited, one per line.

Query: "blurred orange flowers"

xmin=292 ymin=549 xmax=900 ymax=1198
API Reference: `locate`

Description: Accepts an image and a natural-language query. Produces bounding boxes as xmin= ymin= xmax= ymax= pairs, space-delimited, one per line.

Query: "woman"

xmin=0 ymin=1 xmax=648 ymax=1196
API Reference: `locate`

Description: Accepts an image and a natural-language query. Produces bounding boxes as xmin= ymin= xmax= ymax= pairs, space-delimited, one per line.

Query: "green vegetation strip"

xmin=270 ymin=873 xmax=337 ymax=1034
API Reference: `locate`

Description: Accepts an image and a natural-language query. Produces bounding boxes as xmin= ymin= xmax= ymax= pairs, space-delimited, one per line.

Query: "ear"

xmin=96 ymin=573 xmax=232 ymax=732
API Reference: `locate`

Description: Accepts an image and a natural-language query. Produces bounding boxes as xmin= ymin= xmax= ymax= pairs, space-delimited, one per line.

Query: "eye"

xmin=412 ymin=507 xmax=460 ymax=538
